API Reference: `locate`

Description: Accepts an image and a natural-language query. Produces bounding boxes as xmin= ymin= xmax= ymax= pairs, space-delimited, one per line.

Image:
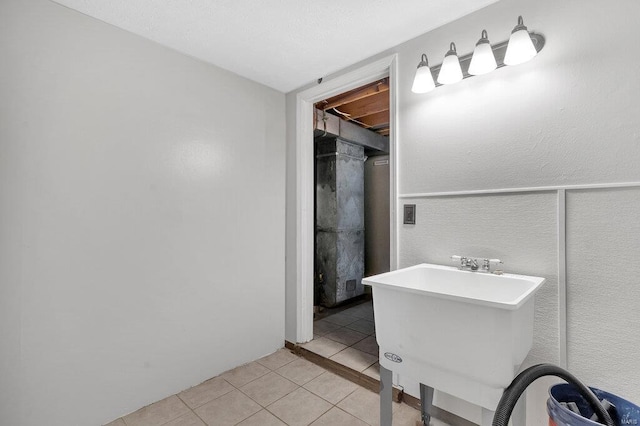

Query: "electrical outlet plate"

xmin=403 ymin=204 xmax=416 ymax=225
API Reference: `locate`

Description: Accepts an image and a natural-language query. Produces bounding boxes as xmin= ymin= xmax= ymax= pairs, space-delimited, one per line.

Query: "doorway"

xmin=293 ymin=55 xmax=398 ymax=344
xmin=313 ymin=78 xmax=390 ymax=309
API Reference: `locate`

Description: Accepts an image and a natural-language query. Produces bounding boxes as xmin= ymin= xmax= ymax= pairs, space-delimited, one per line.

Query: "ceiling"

xmin=51 ymin=0 xmax=498 ymax=93
xmin=316 ymin=78 xmax=390 ymax=136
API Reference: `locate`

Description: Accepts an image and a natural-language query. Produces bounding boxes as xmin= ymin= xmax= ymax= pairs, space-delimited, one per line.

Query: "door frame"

xmin=294 ymin=54 xmax=399 ymax=343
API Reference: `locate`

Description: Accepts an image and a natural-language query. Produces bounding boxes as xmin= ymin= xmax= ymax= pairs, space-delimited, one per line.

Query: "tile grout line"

xmin=327 ymin=346 xmax=379 ymax=372
xmin=322 ymin=329 xmax=369 ymax=347
xmin=174 ymin=351 xmax=302 ymax=425
xmin=114 ymin=348 xmax=374 ymax=426
xmin=332 ymin=405 xmax=371 ymax=426
xmin=210 ymin=352 xmax=302 ymax=425
xmin=120 ymin=395 xmax=191 ymax=426
xmin=220 ymin=351 xmax=303 ymax=426
xmin=270 ymin=362 xmax=324 ymax=389
xmin=255 ymin=352 xmax=298 ymax=371
xmin=309 ymin=403 xmax=334 ymax=426
xmin=181 ymin=378 xmax=237 ymax=410
xmin=173 ymin=393 xmax=209 ymax=426
xmin=267 ymin=365 xmax=364 ymax=420
xmin=332 ymin=388 xmax=379 ymax=426
xmin=292 ymin=349 xmax=420 ymax=425
xmin=305 ymin=304 xmax=389 ymax=425
xmin=307 ymin=325 xmax=379 ymax=370
xmin=328 ymin=385 xmax=360 ymax=407
xmin=259 ymin=381 xmax=332 ymax=426
xmin=260 ymin=407 xmax=290 ymax=426
xmin=249 ymin=354 xmax=332 ymax=419
xmin=235 ymin=375 xmax=298 ymax=411
xmin=223 ymin=362 xmax=274 ymax=389
xmin=115 ymin=341 xmax=382 ymax=426
xmin=229 ymin=355 xmax=303 ymax=411
xmin=152 ymin=398 xmax=190 ymax=426
xmin=302 ymin=371 xmax=359 ymax=407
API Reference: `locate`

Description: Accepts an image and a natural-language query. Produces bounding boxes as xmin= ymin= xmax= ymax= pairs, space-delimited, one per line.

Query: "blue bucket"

xmin=548 ymin=383 xmax=640 ymax=426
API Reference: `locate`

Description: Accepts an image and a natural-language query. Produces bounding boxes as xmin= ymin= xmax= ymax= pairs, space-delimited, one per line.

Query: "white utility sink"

xmin=363 ymin=263 xmax=545 ymax=414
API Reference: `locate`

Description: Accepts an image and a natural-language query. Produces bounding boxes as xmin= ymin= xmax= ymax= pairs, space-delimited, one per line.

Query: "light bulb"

xmin=504 ymin=16 xmax=537 ymax=66
xmin=411 ymin=54 xmax=435 ymax=93
xmin=437 ymin=42 xmax=463 ymax=85
xmin=468 ymin=30 xmax=497 ymax=76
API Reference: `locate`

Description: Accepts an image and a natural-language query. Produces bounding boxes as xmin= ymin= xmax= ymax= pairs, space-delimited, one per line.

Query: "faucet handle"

xmin=482 ymin=258 xmax=503 ymax=272
xmin=451 ymin=255 xmax=465 ymax=268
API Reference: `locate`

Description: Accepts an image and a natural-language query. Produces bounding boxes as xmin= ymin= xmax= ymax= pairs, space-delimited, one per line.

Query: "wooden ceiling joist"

xmin=315 ymin=78 xmax=390 ymax=138
xmin=319 ymin=78 xmax=389 ymax=111
xmin=357 ymin=110 xmax=389 ymax=128
xmin=330 ymin=91 xmax=388 ymax=120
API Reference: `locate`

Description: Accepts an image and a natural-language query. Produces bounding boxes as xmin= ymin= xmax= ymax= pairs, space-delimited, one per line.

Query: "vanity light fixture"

xmin=411 ymin=54 xmax=436 ymax=93
xmin=437 ymin=43 xmax=463 ymax=85
xmin=468 ymin=30 xmax=497 ymax=76
xmin=410 ymin=16 xmax=545 ymax=94
xmin=504 ymin=16 xmax=538 ymax=66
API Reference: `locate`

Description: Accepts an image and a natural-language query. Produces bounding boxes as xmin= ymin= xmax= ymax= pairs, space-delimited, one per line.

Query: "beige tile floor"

xmin=105 ymin=348 xmax=427 ymax=426
xmin=304 ymin=301 xmax=453 ymax=426
xmin=304 ymin=300 xmax=383 ymax=379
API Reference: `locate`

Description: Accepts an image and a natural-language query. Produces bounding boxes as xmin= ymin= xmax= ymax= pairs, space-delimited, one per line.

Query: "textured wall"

xmin=566 ymin=188 xmax=640 ymax=404
xmin=397 ymin=0 xmax=640 ymax=193
xmin=0 ymin=1 xmax=285 ymax=425
xmin=399 ymin=193 xmax=558 ymax=423
xmin=392 ymin=0 xmax=640 ymax=419
xmin=286 ymin=0 xmax=640 ymax=423
xmin=399 ymin=192 xmax=559 ymax=364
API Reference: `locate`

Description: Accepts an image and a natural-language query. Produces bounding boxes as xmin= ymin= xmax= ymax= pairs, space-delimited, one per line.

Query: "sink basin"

xmin=362 ymin=263 xmax=545 ymax=411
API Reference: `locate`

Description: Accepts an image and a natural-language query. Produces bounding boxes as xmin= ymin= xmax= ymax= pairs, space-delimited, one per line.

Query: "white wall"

xmin=286 ymin=0 xmax=640 ymax=423
xmin=0 ymin=1 xmax=285 ymax=425
xmin=566 ymin=188 xmax=640 ymax=403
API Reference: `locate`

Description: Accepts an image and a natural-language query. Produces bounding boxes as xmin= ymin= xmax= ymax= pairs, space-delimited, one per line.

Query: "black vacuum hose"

xmin=492 ymin=363 xmax=615 ymax=426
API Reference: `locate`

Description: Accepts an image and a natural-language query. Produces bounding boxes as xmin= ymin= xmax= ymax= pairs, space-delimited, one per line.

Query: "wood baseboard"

xmin=285 ymin=340 xmax=407 ymax=404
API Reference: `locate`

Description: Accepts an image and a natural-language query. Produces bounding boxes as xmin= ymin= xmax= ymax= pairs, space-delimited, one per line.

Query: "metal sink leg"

xmin=380 ymin=365 xmax=393 ymax=426
xmin=420 ymin=383 xmax=434 ymax=425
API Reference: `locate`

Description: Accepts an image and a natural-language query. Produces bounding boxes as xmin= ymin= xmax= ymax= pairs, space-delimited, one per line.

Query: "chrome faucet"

xmin=466 ymin=257 xmax=479 ymax=271
xmin=451 ymin=255 xmax=503 ymax=273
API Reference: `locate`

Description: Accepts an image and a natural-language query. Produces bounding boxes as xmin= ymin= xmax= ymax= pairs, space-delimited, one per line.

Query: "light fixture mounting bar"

xmin=429 ymin=32 xmax=545 ymax=87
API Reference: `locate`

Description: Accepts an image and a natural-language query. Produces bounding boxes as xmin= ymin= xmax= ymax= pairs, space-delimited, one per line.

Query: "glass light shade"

xmin=437 ymin=43 xmax=463 ymax=85
xmin=504 ymin=17 xmax=537 ymax=66
xmin=412 ymin=61 xmax=435 ymax=93
xmin=468 ymin=31 xmax=497 ymax=75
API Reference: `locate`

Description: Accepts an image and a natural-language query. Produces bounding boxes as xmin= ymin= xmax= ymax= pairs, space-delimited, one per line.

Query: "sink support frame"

xmin=380 ymin=365 xmax=435 ymax=426
xmin=420 ymin=383 xmax=435 ymax=425
xmin=380 ymin=365 xmax=393 ymax=425
xmin=379 ymin=365 xmax=526 ymax=426
xmin=380 ymin=365 xmax=434 ymax=426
